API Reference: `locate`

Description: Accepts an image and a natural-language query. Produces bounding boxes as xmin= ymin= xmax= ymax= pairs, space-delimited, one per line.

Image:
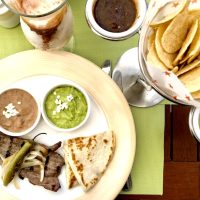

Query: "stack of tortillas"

xmin=147 ymin=0 xmax=200 ymax=99
xmin=63 ymin=130 xmax=115 ymax=191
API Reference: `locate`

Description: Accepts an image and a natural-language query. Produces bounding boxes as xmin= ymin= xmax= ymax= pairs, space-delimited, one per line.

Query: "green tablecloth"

xmin=0 ymin=0 xmax=164 ymax=197
xmin=126 ymin=106 xmax=164 ymax=195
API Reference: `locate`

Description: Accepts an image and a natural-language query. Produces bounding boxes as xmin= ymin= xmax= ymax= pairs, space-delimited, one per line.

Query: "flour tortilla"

xmin=187 ymin=47 xmax=200 ymax=64
xmin=189 ymin=9 xmax=200 ymax=16
xmin=147 ymin=32 xmax=155 ymax=51
xmin=147 ymin=41 xmax=168 ymax=70
xmin=161 ymin=10 xmax=190 ymax=53
xmin=172 ymin=66 xmax=179 ymax=74
xmin=64 ymin=130 xmax=115 ymax=191
xmin=155 ymin=23 xmax=176 ymax=68
xmin=180 ymin=66 xmax=200 ymax=92
xmin=65 ymin=157 xmax=78 ymax=189
xmin=176 ymin=58 xmax=200 ymax=76
xmin=150 ymin=0 xmax=189 ymax=27
xmin=192 ymin=90 xmax=200 ymax=99
xmin=181 ymin=18 xmax=200 ymax=64
xmin=173 ymin=19 xmax=198 ymax=66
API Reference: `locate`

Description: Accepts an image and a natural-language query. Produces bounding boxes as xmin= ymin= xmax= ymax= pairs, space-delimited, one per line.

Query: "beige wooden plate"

xmin=0 ymin=50 xmax=136 ymax=200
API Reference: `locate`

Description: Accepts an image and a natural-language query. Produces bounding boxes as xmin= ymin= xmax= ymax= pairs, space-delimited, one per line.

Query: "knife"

xmin=101 ymin=59 xmax=132 ymax=192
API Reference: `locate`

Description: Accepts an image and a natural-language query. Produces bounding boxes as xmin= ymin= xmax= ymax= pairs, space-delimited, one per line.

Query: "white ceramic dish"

xmin=0 ymin=75 xmax=109 ymax=200
xmin=0 ymin=87 xmax=41 ymax=137
xmin=85 ymin=0 xmax=147 ymax=40
xmin=42 ymin=83 xmax=91 ymax=132
xmin=0 ymin=50 xmax=135 ymax=200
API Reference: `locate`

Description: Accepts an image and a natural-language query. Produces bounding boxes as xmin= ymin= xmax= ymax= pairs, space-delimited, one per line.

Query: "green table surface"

xmin=0 ymin=0 xmax=165 ymax=197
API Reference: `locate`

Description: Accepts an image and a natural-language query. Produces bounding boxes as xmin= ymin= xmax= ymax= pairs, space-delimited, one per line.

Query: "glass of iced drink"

xmin=2 ymin=0 xmax=73 ymax=50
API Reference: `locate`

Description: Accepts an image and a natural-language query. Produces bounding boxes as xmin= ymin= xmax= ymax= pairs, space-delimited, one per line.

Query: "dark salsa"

xmin=94 ymin=0 xmax=137 ymax=33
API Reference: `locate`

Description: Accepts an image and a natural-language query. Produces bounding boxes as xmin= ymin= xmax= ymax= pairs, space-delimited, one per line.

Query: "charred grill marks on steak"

xmin=19 ymin=168 xmax=61 ymax=192
xmin=0 ymin=133 xmax=64 ymax=192
xmin=45 ymin=152 xmax=64 ymax=177
xmin=0 ymin=134 xmax=13 ymax=164
xmin=19 ymin=151 xmax=65 ymax=192
xmin=10 ymin=138 xmax=25 ymax=156
xmin=0 ymin=134 xmax=26 ymax=163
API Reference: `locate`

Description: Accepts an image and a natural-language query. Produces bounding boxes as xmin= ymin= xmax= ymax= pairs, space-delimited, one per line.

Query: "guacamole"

xmin=45 ymin=86 xmax=88 ymax=129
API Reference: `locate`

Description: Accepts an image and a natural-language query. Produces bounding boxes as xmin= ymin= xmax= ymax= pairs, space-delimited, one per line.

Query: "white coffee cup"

xmin=85 ymin=0 xmax=147 ymax=40
xmin=0 ymin=0 xmax=19 ymax=28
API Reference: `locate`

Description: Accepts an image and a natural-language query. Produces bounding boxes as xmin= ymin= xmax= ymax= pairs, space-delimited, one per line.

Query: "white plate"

xmin=0 ymin=50 xmax=135 ymax=200
xmin=0 ymin=75 xmax=108 ymax=200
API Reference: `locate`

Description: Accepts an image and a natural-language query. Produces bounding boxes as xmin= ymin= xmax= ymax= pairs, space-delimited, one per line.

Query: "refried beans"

xmin=0 ymin=89 xmax=38 ymax=133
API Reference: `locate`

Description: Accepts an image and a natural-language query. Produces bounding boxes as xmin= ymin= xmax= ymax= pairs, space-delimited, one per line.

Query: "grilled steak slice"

xmin=45 ymin=152 xmax=64 ymax=177
xmin=19 ymin=152 xmax=64 ymax=192
xmin=0 ymin=133 xmax=26 ymax=164
xmin=10 ymin=138 xmax=25 ymax=156
xmin=0 ymin=132 xmax=64 ymax=192
xmin=0 ymin=134 xmax=11 ymax=164
xmin=0 ymin=133 xmax=62 ymax=160
xmin=19 ymin=168 xmax=61 ymax=192
xmin=48 ymin=142 xmax=62 ymax=152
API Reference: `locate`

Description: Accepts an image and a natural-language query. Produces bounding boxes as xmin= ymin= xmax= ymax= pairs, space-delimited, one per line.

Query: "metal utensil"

xmin=101 ymin=60 xmax=112 ymax=78
xmin=113 ymin=48 xmax=164 ymax=107
xmin=101 ymin=59 xmax=132 ymax=192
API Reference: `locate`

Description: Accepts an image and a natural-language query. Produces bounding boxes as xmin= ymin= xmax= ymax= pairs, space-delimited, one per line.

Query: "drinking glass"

xmin=2 ymin=0 xmax=74 ymax=50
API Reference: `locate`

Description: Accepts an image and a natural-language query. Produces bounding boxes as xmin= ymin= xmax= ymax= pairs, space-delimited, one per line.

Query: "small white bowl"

xmin=0 ymin=88 xmax=41 ymax=137
xmin=85 ymin=0 xmax=147 ymax=40
xmin=42 ymin=83 xmax=91 ymax=132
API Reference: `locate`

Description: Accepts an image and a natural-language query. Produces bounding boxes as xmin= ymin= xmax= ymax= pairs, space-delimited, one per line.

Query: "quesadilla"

xmin=65 ymin=155 xmax=78 ymax=189
xmin=64 ymin=130 xmax=115 ymax=191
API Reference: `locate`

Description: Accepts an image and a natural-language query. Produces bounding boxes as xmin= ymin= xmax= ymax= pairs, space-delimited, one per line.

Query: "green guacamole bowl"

xmin=42 ymin=83 xmax=91 ymax=132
